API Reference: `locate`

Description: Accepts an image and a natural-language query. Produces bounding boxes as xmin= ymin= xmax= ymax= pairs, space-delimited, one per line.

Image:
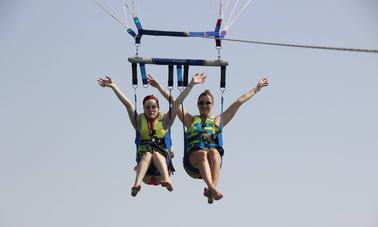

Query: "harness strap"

xmin=132 ymin=63 xmax=138 ymax=85
xmin=180 ymin=93 xmax=187 ymax=154
xmin=177 ymin=65 xmax=183 ymax=87
xmin=183 ymin=65 xmax=189 ymax=87
xmin=218 ymin=64 xmax=226 ymax=146
xmin=187 ymin=134 xmax=218 ymax=144
xmin=127 ymin=28 xmax=137 ymax=38
xmin=133 ymin=88 xmax=140 ymax=162
xmin=215 ymin=18 xmax=222 ymax=48
xmin=133 ymin=17 xmax=143 ymax=30
xmin=139 ymin=63 xmax=148 ymax=86
xmin=145 ymin=115 xmax=158 ymax=137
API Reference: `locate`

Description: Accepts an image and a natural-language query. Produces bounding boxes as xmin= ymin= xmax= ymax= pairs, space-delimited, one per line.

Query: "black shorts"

xmin=183 ymin=146 xmax=224 ymax=179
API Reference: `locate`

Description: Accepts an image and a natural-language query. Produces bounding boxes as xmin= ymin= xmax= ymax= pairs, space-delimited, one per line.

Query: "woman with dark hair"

xmin=150 ymin=74 xmax=269 ymax=203
xmin=97 ymin=73 xmax=206 ymax=197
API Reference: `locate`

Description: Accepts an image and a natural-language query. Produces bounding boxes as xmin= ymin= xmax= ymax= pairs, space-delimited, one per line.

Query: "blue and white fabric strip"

xmin=133 ymin=17 xmax=143 ymax=30
xmin=177 ymin=65 xmax=183 ymax=87
xmin=188 ymin=31 xmax=225 ymax=38
xmin=127 ymin=28 xmax=137 ymax=38
xmin=139 ymin=63 xmax=148 ymax=85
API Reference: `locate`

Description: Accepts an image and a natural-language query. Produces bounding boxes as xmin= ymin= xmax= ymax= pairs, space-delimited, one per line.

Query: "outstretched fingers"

xmin=259 ymin=76 xmax=269 ymax=88
xmin=192 ymin=73 xmax=207 ymax=84
xmin=97 ymin=76 xmax=112 ymax=87
xmin=147 ymin=74 xmax=159 ymax=87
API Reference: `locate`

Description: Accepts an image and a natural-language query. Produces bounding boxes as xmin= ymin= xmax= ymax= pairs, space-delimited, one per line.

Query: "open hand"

xmin=257 ymin=76 xmax=269 ymax=89
xmin=147 ymin=74 xmax=160 ymax=88
xmin=97 ymin=76 xmax=114 ymax=88
xmin=191 ymin=73 xmax=207 ymax=85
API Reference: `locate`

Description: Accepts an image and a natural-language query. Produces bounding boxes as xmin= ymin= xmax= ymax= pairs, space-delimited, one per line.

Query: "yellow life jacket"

xmin=138 ymin=113 xmax=166 ymax=153
xmin=135 ymin=112 xmax=175 ymax=178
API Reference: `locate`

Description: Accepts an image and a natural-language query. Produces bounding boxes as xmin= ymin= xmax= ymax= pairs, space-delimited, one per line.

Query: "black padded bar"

xmin=168 ymin=65 xmax=174 ymax=87
xmin=129 ymin=56 xmax=228 ymax=67
xmin=220 ymin=66 xmax=226 ymax=88
xmin=132 ymin=63 xmax=138 ymax=85
xmin=183 ymin=65 xmax=189 ymax=87
xmin=139 ymin=29 xmax=189 ymax=37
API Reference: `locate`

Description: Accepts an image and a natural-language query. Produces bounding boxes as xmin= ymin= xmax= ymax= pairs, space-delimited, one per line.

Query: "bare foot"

xmin=161 ymin=180 xmax=173 ymax=192
xmin=208 ymin=187 xmax=223 ymax=200
xmin=203 ymin=188 xmax=214 ymax=204
xmin=131 ymin=185 xmax=141 ymax=197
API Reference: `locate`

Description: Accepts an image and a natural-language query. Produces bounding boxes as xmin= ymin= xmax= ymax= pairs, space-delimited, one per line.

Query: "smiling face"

xmin=143 ymin=96 xmax=159 ymax=119
xmin=197 ymin=94 xmax=214 ymax=117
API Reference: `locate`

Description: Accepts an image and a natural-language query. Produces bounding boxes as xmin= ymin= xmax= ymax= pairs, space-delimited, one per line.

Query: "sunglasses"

xmin=198 ymin=101 xmax=212 ymax=106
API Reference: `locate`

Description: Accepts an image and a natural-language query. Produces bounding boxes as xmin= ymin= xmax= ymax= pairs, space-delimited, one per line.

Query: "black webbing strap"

xmin=220 ymin=66 xmax=226 ymax=89
xmin=183 ymin=65 xmax=189 ymax=87
xmin=132 ymin=63 xmax=138 ymax=86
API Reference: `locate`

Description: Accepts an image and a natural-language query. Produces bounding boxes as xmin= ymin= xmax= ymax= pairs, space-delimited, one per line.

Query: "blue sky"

xmin=1 ymin=0 xmax=377 ymax=227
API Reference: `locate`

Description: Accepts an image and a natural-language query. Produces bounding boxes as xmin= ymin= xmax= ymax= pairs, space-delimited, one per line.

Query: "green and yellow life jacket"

xmin=137 ymin=112 xmax=167 ymax=153
xmin=186 ymin=115 xmax=222 ymax=151
xmin=134 ymin=112 xmax=175 ymax=178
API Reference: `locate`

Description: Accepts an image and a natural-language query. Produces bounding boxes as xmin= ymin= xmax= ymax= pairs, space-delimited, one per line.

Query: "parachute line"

xmin=225 ymin=0 xmax=240 ymax=29
xmin=123 ymin=0 xmax=137 ymax=18
xmin=208 ymin=0 xmax=217 ymax=21
xmin=94 ymin=0 xmax=128 ymax=28
xmin=122 ymin=0 xmax=129 ymax=26
xmin=203 ymin=36 xmax=378 ymax=53
xmin=224 ymin=0 xmax=253 ymax=31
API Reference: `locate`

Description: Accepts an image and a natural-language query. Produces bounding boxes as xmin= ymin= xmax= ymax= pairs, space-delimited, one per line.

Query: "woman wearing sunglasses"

xmin=151 ymin=74 xmax=269 ymax=203
xmin=97 ymin=73 xmax=206 ymax=197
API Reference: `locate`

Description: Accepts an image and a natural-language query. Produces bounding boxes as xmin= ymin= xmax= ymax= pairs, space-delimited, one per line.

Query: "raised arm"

xmin=97 ymin=76 xmax=137 ymax=129
xmin=171 ymin=72 xmax=206 ymax=118
xmin=147 ymin=74 xmax=173 ymax=102
xmin=147 ymin=74 xmax=202 ymax=128
xmin=215 ymin=76 xmax=269 ymax=127
xmin=166 ymin=74 xmax=206 ymax=129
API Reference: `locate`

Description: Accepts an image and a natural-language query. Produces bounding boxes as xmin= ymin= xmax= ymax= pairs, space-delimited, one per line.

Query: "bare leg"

xmin=189 ymin=150 xmax=223 ymax=200
xmin=204 ymin=149 xmax=222 ymax=203
xmin=208 ymin=148 xmax=222 ymax=187
xmin=152 ymin=151 xmax=173 ymax=191
xmin=132 ymin=152 xmax=152 ymax=196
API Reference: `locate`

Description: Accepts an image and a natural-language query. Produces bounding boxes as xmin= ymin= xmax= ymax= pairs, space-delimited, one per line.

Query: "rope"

xmin=203 ymin=36 xmax=378 ymax=53
xmin=121 ymin=0 xmax=130 ymax=27
xmin=133 ymin=87 xmax=138 ymax=130
xmin=220 ymin=90 xmax=224 ymax=132
xmin=224 ymin=0 xmax=253 ymax=31
xmin=93 ymin=0 xmax=128 ymax=28
xmin=123 ymin=0 xmax=137 ymax=18
xmin=180 ymin=101 xmax=187 ymax=153
xmin=225 ymin=0 xmax=240 ymax=28
xmin=168 ymin=88 xmax=173 ymax=148
xmin=208 ymin=0 xmax=217 ymax=21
